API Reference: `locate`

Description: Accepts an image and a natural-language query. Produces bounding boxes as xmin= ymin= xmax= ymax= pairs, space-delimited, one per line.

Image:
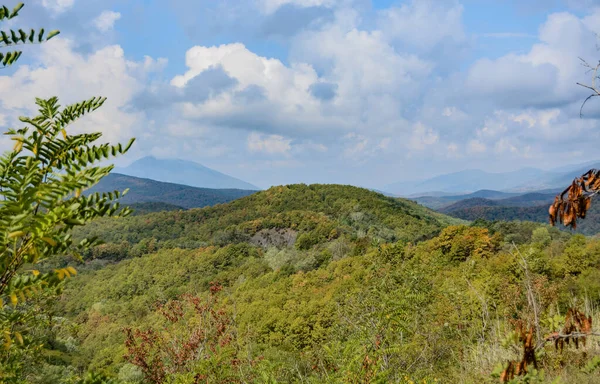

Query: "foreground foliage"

xmin=0 ymin=96 xmax=134 ymax=381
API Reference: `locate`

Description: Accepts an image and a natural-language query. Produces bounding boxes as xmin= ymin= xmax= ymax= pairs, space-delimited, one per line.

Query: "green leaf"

xmin=65 ymin=218 xmax=84 ymax=226
xmin=46 ymin=30 xmax=60 ymax=41
xmin=1 ymin=31 xmax=10 ymax=45
xmin=41 ymin=237 xmax=57 ymax=246
xmin=37 ymin=28 xmax=44 ymax=43
xmin=10 ymin=3 xmax=24 ymax=19
xmin=18 ymin=29 xmax=27 ymax=43
xmin=8 ymin=231 xmax=25 ymax=239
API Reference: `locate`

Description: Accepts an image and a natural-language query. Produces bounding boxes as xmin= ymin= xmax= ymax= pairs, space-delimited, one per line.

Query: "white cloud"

xmin=93 ymin=10 xmax=122 ymax=32
xmin=377 ymin=0 xmax=466 ymax=51
xmin=261 ymin=0 xmax=338 ymax=14
xmin=446 ymin=143 xmax=460 ymax=158
xmin=170 ymin=43 xmax=329 ymax=138
xmin=18 ymin=0 xmax=600 ymax=187
xmin=409 ymin=122 xmax=438 ymax=150
xmin=0 ymin=38 xmax=165 ymax=156
xmin=467 ymin=139 xmax=486 ymax=154
xmin=466 ymin=10 xmax=600 ymax=109
xmin=247 ymin=132 xmax=292 ymax=155
xmin=41 ymin=0 xmax=75 ymax=14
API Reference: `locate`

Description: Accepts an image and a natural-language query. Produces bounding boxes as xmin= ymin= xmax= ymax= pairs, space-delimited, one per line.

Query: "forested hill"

xmin=86 ymin=173 xmax=257 ymax=209
xmin=442 ymin=197 xmax=600 ymax=235
xmin=74 ymin=184 xmax=464 ymax=258
xmin=53 ymin=183 xmax=597 ymax=383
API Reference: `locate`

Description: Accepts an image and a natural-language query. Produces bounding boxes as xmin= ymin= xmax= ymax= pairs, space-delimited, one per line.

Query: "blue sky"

xmin=2 ymin=0 xmax=600 ymax=189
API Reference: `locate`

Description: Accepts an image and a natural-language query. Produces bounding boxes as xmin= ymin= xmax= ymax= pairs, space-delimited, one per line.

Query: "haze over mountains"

xmin=383 ymin=160 xmax=600 ymax=196
xmin=116 ymin=156 xmax=260 ymax=191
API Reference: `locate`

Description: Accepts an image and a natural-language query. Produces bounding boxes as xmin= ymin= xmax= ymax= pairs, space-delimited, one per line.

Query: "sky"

xmin=1 ymin=0 xmax=600 ymax=189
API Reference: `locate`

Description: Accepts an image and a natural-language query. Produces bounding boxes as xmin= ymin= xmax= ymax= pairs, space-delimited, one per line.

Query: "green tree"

xmin=0 ymin=96 xmax=134 ymax=347
xmin=0 ymin=2 xmax=59 ymax=67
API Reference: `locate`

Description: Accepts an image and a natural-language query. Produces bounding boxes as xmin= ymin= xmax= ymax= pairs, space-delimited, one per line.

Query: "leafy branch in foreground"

xmin=0 ymin=2 xmax=59 ymax=67
xmin=0 ymin=96 xmax=134 ymax=346
xmin=548 ymin=55 xmax=600 ymax=229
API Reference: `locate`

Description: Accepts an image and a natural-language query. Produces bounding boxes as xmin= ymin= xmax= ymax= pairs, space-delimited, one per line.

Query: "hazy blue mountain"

xmin=549 ymin=160 xmax=600 ymax=173
xmin=532 ymin=162 xmax=600 ymax=191
xmin=116 ymin=156 xmax=259 ymax=190
xmin=386 ymin=168 xmax=558 ymax=196
xmin=499 ymin=192 xmax=556 ymax=207
xmin=412 ymin=190 xmax=521 ymax=210
xmin=386 ymin=160 xmax=600 ymax=196
xmin=86 ymin=173 xmax=257 ymax=209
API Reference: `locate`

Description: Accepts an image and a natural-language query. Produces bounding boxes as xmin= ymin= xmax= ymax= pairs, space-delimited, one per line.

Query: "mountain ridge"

xmin=116 ymin=156 xmax=259 ymax=190
xmin=86 ymin=173 xmax=257 ymax=209
xmin=385 ymin=160 xmax=600 ymax=196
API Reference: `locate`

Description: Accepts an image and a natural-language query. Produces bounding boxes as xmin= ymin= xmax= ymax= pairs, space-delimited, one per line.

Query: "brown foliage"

xmin=546 ymin=307 xmax=593 ymax=352
xmin=500 ymin=307 xmax=595 ymax=383
xmin=549 ymin=169 xmax=600 ymax=229
xmin=500 ymin=325 xmax=537 ymax=382
xmin=123 ymin=282 xmax=261 ymax=384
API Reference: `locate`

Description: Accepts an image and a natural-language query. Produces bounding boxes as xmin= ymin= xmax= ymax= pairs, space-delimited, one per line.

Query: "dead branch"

xmin=499 ymin=307 xmax=596 ymax=382
xmin=577 ymin=58 xmax=600 ymax=117
xmin=549 ymin=169 xmax=600 ymax=229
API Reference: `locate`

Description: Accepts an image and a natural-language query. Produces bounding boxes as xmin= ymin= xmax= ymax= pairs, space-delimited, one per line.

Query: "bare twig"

xmin=577 ymin=58 xmax=600 ymax=117
xmin=511 ymin=243 xmax=541 ymax=343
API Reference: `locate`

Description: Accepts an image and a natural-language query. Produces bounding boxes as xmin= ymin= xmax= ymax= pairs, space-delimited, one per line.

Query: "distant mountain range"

xmin=414 ymin=189 xmax=562 ymax=210
xmin=116 ymin=156 xmax=259 ymax=191
xmin=86 ymin=173 xmax=257 ymax=209
xmin=411 ymin=188 xmax=600 ymax=236
xmin=384 ymin=160 xmax=600 ymax=196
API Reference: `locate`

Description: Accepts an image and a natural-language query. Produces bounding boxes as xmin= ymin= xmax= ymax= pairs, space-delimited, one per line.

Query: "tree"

xmin=0 ymin=4 xmax=134 ymax=378
xmin=0 ymin=2 xmax=60 ymax=67
xmin=0 ymin=96 xmax=135 ymax=346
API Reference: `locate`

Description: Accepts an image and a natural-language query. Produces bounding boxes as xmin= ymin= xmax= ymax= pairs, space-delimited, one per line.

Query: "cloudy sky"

xmin=2 ymin=0 xmax=600 ymax=189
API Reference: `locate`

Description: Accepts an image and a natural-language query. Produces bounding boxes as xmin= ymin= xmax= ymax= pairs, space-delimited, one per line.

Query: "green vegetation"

xmin=0 ymin=2 xmax=59 ymax=68
xmin=1 ymin=182 xmax=597 ymax=383
xmin=0 ymin=95 xmax=135 ymax=381
xmin=2 ymin=3 xmax=600 ymax=383
xmin=0 ymin=7 xmax=133 ymax=376
xmin=87 ymin=173 xmax=257 ymax=210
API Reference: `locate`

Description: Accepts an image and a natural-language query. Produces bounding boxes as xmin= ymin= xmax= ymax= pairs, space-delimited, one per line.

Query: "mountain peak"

xmin=116 ymin=157 xmax=259 ymax=190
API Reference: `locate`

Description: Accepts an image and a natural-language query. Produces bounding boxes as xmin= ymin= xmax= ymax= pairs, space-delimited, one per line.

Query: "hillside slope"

xmin=50 ymin=185 xmax=597 ymax=383
xmin=76 ymin=184 xmax=464 ymax=253
xmin=86 ymin=173 xmax=257 ymax=209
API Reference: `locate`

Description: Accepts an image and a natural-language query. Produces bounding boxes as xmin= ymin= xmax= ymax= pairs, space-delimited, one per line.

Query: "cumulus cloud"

xmin=308 ymin=81 xmax=337 ymax=101
xmin=467 ymin=140 xmax=487 ymax=154
xmin=41 ymin=0 xmax=75 ymax=14
xmin=261 ymin=0 xmax=338 ymax=14
xmin=409 ymin=122 xmax=439 ymax=151
xmin=0 ymin=37 xmax=166 ymax=157
xmin=466 ymin=10 xmax=600 ymax=109
xmin=93 ymin=10 xmax=121 ymax=32
xmin=377 ymin=0 xmax=466 ymax=51
xmin=6 ymin=0 xmax=600 ymax=187
xmin=247 ymin=132 xmax=292 ymax=154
